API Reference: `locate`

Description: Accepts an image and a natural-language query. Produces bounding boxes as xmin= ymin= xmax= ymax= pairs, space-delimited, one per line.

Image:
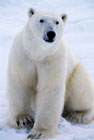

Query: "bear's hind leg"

xmin=65 ymin=63 xmax=94 ymax=124
xmin=65 ymin=110 xmax=94 ymax=124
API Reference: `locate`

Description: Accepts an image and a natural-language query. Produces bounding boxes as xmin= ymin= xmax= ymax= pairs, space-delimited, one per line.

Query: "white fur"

xmin=7 ymin=8 xmax=94 ymax=139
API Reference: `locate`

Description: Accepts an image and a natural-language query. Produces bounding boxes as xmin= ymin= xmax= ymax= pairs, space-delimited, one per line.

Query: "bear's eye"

xmin=56 ymin=21 xmax=59 ymax=25
xmin=39 ymin=19 xmax=44 ymax=23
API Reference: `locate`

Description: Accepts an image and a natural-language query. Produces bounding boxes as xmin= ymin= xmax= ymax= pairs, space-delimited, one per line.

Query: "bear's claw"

xmin=15 ymin=115 xmax=34 ymax=128
xmin=7 ymin=114 xmax=34 ymax=129
xmin=27 ymin=133 xmax=42 ymax=139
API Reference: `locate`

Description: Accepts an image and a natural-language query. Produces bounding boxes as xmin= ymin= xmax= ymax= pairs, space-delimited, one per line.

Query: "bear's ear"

xmin=61 ymin=13 xmax=67 ymax=23
xmin=28 ymin=8 xmax=35 ymax=17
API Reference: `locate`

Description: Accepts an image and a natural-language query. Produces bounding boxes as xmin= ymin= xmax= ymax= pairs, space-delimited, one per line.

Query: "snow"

xmin=0 ymin=0 xmax=94 ymax=139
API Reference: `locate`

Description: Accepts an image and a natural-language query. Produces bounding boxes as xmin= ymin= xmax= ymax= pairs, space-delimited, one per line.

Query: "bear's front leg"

xmin=27 ymin=56 xmax=67 ymax=139
xmin=7 ymin=79 xmax=34 ymax=129
xmin=28 ymin=86 xmax=65 ymax=139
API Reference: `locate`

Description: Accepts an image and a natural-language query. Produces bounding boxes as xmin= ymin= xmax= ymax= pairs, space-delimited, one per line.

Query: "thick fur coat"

xmin=7 ymin=8 xmax=94 ymax=139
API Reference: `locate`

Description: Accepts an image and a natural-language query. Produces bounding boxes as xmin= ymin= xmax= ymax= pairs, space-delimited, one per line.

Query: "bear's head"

xmin=25 ymin=8 xmax=67 ymax=60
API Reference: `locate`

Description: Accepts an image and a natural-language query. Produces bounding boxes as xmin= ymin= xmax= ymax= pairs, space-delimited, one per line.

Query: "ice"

xmin=0 ymin=0 xmax=94 ymax=139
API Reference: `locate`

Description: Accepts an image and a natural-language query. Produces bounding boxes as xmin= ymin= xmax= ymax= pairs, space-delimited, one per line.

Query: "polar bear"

xmin=7 ymin=8 xmax=94 ymax=139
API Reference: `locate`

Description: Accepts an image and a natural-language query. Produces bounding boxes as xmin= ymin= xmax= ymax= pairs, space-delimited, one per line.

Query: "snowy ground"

xmin=0 ymin=0 xmax=94 ymax=139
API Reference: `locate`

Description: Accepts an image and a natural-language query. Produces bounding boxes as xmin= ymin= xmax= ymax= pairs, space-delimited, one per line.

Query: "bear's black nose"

xmin=47 ymin=31 xmax=56 ymax=40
